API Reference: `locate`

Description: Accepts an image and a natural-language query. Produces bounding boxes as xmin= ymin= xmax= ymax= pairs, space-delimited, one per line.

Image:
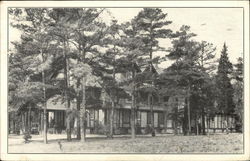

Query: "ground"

xmin=8 ymin=133 xmax=243 ymax=153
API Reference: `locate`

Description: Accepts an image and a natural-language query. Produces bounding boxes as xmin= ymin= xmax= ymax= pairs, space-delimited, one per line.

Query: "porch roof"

xmin=122 ymin=103 xmax=164 ymax=111
xmin=46 ymin=97 xmax=76 ymax=111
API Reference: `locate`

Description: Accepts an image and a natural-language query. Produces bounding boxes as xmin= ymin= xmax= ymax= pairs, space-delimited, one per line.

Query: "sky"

xmin=104 ymin=8 xmax=243 ymax=68
xmin=9 ymin=8 xmax=243 ymax=68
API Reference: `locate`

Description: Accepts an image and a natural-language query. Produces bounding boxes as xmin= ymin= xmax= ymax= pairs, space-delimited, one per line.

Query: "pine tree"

xmin=134 ymin=8 xmax=172 ymax=136
xmin=118 ymin=19 xmax=145 ymax=139
xmin=47 ymin=8 xmax=77 ymax=141
xmin=47 ymin=8 xmax=107 ymax=142
xmin=193 ymin=41 xmax=217 ymax=135
xmin=9 ymin=8 xmax=60 ymax=143
xmin=215 ymin=43 xmax=235 ymax=115
xmin=164 ymin=25 xmax=198 ymax=135
xmin=232 ymin=57 xmax=243 ymax=130
xmin=98 ymin=19 xmax=124 ymax=138
xmin=70 ymin=9 xmax=107 ymax=141
xmin=163 ymin=25 xmax=217 ymax=135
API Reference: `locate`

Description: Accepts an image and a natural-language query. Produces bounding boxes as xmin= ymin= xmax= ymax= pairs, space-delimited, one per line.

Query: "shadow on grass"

xmin=8 ymin=133 xmax=189 ymax=147
xmin=22 ymin=134 xmax=173 ymax=144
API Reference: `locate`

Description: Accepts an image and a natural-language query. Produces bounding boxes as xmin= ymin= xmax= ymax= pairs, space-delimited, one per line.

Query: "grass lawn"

xmin=8 ymin=133 xmax=243 ymax=153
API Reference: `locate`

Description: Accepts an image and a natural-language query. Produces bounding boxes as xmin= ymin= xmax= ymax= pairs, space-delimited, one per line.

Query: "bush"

xmin=136 ymin=123 xmax=142 ymax=134
xmin=235 ymin=122 xmax=242 ymax=133
xmin=119 ymin=128 xmax=128 ymax=134
xmin=23 ymin=132 xmax=32 ymax=143
xmin=56 ymin=126 xmax=63 ymax=134
xmin=93 ymin=121 xmax=110 ymax=135
xmin=145 ymin=125 xmax=153 ymax=134
xmin=156 ymin=127 xmax=162 ymax=133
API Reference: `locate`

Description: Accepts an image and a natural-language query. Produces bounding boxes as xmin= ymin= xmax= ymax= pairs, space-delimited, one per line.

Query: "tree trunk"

xmin=131 ymin=69 xmax=136 ymax=139
xmin=196 ymin=115 xmax=199 ymax=135
xmin=173 ymin=119 xmax=178 ymax=135
xmin=110 ymin=101 xmax=114 ymax=137
xmin=66 ymin=113 xmax=71 ymax=141
xmin=148 ymin=50 xmax=155 ymax=137
xmin=163 ymin=110 xmax=168 ymax=133
xmin=201 ymin=107 xmax=206 ymax=135
xmin=183 ymin=99 xmax=188 ymax=135
xmin=206 ymin=117 xmax=209 ymax=134
xmin=80 ymin=77 xmax=86 ymax=142
xmin=76 ymin=44 xmax=85 ymax=140
xmin=187 ymin=87 xmax=191 ymax=135
xmin=21 ymin=112 xmax=25 ymax=135
xmin=43 ymin=88 xmax=47 ymax=143
xmin=149 ymin=94 xmax=155 ymax=137
xmin=131 ymin=105 xmax=136 ymax=138
xmin=76 ymin=79 xmax=81 ymax=140
xmin=28 ymin=107 xmax=31 ymax=135
xmin=40 ymin=111 xmax=43 ymax=135
xmin=41 ymin=50 xmax=47 ymax=144
xmin=24 ymin=112 xmax=28 ymax=133
xmin=162 ymin=97 xmax=168 ymax=133
xmin=109 ymin=52 xmax=117 ymax=138
xmin=173 ymin=98 xmax=178 ymax=135
xmin=63 ymin=39 xmax=71 ymax=141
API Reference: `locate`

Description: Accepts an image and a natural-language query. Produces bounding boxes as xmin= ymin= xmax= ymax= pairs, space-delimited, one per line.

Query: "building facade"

xmin=8 ymin=65 xmax=238 ymax=136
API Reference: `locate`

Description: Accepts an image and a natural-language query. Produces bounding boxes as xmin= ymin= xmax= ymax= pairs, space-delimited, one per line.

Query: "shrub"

xmin=23 ymin=132 xmax=32 ymax=143
xmin=119 ymin=128 xmax=128 ymax=134
xmin=156 ymin=127 xmax=162 ymax=133
xmin=93 ymin=121 xmax=109 ymax=135
xmin=145 ymin=125 xmax=153 ymax=134
xmin=136 ymin=123 xmax=142 ymax=134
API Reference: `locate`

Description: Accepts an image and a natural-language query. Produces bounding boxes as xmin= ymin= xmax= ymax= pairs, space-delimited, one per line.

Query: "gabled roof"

xmin=142 ymin=64 xmax=158 ymax=74
xmin=155 ymin=65 xmax=164 ymax=74
xmin=141 ymin=64 xmax=164 ymax=75
xmin=46 ymin=96 xmax=74 ymax=111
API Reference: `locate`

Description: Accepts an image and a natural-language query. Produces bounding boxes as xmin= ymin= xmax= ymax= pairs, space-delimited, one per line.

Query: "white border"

xmin=1 ymin=1 xmax=249 ymax=161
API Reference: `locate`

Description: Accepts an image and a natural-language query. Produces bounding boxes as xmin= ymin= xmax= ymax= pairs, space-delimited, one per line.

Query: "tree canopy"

xmin=8 ymin=8 xmax=243 ymax=140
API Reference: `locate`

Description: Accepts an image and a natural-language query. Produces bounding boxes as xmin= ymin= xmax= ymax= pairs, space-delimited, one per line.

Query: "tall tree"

xmin=48 ymin=8 xmax=108 ymax=141
xmin=164 ymin=25 xmax=217 ymax=135
xmin=192 ymin=41 xmax=217 ymax=135
xmin=215 ymin=43 xmax=235 ymax=115
xmin=9 ymin=8 xmax=58 ymax=143
xmin=118 ymin=19 xmax=146 ymax=139
xmin=134 ymin=8 xmax=172 ymax=136
xmin=72 ymin=9 xmax=107 ymax=141
xmin=47 ymin=8 xmax=76 ymax=141
xmin=232 ymin=57 xmax=243 ymax=130
xmin=99 ymin=19 xmax=123 ymax=137
xmin=165 ymin=25 xmax=199 ymax=135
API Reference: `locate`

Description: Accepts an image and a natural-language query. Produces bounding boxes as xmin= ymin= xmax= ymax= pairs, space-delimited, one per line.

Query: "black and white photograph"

xmin=0 ymin=1 xmax=249 ymax=160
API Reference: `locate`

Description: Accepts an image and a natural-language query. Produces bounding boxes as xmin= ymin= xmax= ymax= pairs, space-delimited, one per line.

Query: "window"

xmin=158 ymin=112 xmax=164 ymax=125
xmin=136 ymin=111 xmax=141 ymax=125
xmin=141 ymin=112 xmax=147 ymax=127
xmin=122 ymin=110 xmax=130 ymax=124
xmin=147 ymin=112 xmax=151 ymax=124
